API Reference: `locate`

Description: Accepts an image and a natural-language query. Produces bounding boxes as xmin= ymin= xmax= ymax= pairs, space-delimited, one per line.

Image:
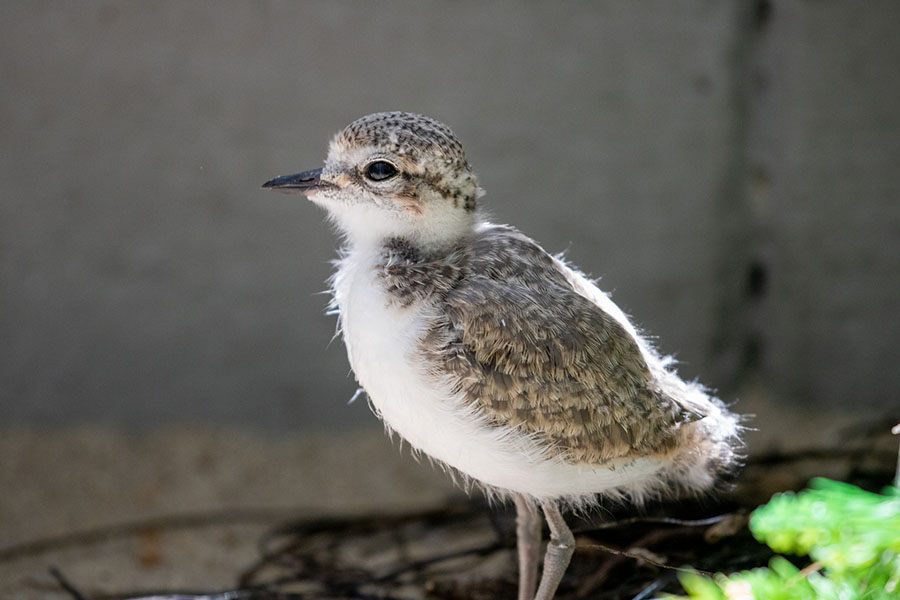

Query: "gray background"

xmin=2 ymin=1 xmax=899 ymax=434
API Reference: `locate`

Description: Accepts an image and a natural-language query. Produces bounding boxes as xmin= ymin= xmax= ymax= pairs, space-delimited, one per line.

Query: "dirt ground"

xmin=2 ymin=410 xmax=896 ymax=600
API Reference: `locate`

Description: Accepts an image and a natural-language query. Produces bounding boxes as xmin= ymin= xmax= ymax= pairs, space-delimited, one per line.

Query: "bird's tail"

xmin=660 ymin=399 xmax=744 ymax=497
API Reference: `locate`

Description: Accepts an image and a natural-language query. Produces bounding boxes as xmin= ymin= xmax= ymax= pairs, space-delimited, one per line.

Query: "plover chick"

xmin=263 ymin=112 xmax=741 ymax=600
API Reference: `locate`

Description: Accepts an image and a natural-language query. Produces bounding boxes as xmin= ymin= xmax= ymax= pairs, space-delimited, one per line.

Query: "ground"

xmin=1 ymin=416 xmax=896 ymax=600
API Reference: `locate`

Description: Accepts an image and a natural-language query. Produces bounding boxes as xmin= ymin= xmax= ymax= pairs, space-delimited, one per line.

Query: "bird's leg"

xmin=514 ymin=493 xmax=542 ymax=600
xmin=533 ymin=500 xmax=575 ymax=600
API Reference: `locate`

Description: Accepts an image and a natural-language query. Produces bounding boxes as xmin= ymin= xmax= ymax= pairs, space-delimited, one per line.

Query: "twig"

xmin=575 ymin=514 xmax=729 ymax=534
xmin=575 ymin=540 xmax=712 ymax=576
xmin=631 ymin=575 xmax=675 ymax=600
xmin=892 ymin=421 xmax=900 ymax=489
xmin=370 ymin=541 xmax=504 ymax=584
xmin=49 ymin=567 xmax=88 ymax=600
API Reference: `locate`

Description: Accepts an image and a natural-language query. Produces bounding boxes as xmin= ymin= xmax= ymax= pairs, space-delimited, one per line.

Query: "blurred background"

xmin=2 ymin=1 xmax=899 ymax=596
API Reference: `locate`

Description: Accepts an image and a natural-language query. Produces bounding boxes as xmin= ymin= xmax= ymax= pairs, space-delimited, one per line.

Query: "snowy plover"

xmin=263 ymin=112 xmax=740 ymax=600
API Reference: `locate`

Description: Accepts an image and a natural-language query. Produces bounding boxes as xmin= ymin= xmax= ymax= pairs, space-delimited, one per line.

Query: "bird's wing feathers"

xmin=428 ymin=226 xmax=697 ymax=463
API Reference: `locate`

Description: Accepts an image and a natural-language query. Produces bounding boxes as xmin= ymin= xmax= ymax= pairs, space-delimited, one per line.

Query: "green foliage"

xmin=674 ymin=479 xmax=900 ymax=600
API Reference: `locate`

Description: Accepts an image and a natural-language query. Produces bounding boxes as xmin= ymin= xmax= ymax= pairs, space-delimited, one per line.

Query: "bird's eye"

xmin=365 ymin=160 xmax=399 ymax=182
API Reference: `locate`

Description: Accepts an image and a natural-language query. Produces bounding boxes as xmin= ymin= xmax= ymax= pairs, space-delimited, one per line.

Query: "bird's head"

xmin=263 ymin=112 xmax=483 ymax=249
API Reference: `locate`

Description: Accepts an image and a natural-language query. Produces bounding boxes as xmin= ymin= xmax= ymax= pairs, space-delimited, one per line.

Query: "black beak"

xmin=261 ymin=168 xmax=325 ymax=194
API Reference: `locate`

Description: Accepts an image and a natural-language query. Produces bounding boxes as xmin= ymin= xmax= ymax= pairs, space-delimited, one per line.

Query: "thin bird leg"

xmin=533 ymin=500 xmax=575 ymax=600
xmin=514 ymin=493 xmax=542 ymax=600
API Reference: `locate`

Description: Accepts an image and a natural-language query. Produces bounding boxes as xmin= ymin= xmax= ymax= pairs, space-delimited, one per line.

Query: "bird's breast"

xmin=332 ymin=250 xmax=454 ymax=451
xmin=332 ymin=251 xmax=430 ymax=390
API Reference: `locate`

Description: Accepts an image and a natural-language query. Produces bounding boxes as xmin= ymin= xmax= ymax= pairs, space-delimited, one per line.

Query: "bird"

xmin=263 ymin=111 xmax=741 ymax=600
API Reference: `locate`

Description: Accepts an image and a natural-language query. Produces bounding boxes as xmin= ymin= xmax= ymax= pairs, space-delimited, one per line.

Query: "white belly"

xmin=332 ymin=248 xmax=666 ymax=502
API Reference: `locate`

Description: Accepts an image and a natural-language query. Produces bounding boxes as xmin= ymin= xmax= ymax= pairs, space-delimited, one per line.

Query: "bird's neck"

xmin=335 ymin=206 xmax=479 ymax=258
xmin=347 ymin=233 xmax=462 ymax=265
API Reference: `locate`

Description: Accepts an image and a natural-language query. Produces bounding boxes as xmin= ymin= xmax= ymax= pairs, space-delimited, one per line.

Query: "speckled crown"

xmin=338 ymin=111 xmax=468 ymax=165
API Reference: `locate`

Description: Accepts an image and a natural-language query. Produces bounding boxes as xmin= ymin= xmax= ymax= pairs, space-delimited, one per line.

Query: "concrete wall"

xmin=2 ymin=1 xmax=898 ymax=433
xmin=748 ymin=2 xmax=900 ymax=410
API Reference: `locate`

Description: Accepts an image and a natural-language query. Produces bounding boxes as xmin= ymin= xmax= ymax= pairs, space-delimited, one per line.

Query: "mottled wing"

xmin=431 ymin=227 xmax=697 ymax=463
